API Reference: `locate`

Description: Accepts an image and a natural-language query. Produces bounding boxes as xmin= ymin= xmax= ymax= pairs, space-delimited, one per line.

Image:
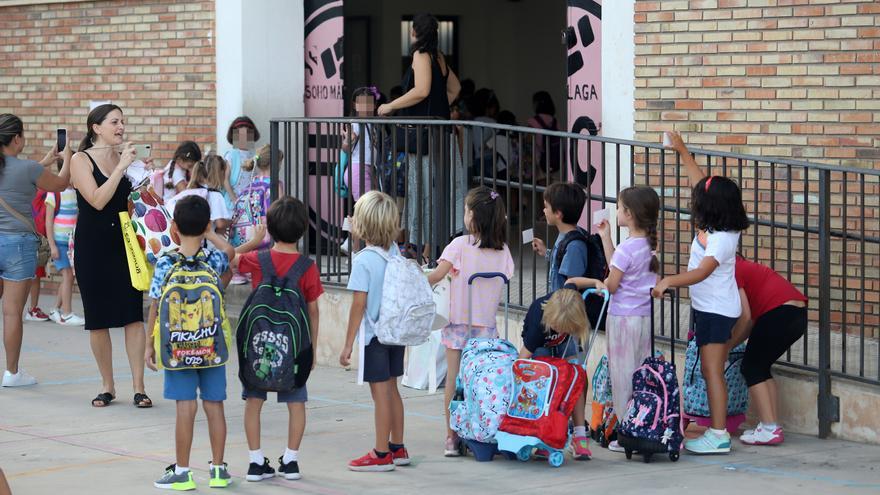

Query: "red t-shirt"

xmin=735 ymin=257 xmax=807 ymax=321
xmin=238 ymin=250 xmax=324 ymax=303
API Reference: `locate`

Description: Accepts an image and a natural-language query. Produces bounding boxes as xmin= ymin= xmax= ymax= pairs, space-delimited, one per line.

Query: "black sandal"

xmin=91 ymin=392 xmax=115 ymax=407
xmin=134 ymin=393 xmax=153 ymax=408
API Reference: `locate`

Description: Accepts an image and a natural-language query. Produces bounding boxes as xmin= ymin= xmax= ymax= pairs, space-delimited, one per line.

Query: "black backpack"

xmin=555 ymin=228 xmax=609 ymax=331
xmin=236 ymin=250 xmax=314 ymax=391
xmin=533 ymin=115 xmax=562 ymax=173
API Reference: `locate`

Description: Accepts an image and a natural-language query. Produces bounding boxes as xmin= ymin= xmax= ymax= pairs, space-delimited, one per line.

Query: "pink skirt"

xmin=441 ymin=324 xmax=498 ymax=350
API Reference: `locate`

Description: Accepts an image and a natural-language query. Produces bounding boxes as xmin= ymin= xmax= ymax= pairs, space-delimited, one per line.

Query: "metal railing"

xmin=269 ymin=116 xmax=880 ymax=437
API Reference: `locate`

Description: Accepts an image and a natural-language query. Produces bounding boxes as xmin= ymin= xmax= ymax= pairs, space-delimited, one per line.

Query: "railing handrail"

xmin=271 ymin=116 xmax=880 ymax=177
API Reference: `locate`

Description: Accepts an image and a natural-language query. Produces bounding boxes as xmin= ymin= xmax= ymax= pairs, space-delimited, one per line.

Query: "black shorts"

xmin=741 ymin=305 xmax=807 ymax=386
xmin=363 ymin=337 xmax=405 ymax=383
xmin=693 ymin=309 xmax=737 ymax=347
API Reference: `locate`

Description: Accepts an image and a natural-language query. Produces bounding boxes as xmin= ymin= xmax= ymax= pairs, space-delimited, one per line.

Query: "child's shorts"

xmin=242 ymin=384 xmax=307 ymax=403
xmin=692 ymin=309 xmax=737 ymax=347
xmin=362 ymin=337 xmax=404 ymax=383
xmin=53 ymin=243 xmax=71 ymax=271
xmin=441 ymin=324 xmax=498 ymax=350
xmin=164 ymin=366 xmax=227 ymax=402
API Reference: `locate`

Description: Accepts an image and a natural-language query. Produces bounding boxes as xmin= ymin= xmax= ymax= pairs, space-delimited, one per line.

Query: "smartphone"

xmin=56 ymin=128 xmax=67 ymax=152
xmin=133 ymin=144 xmax=152 ymax=160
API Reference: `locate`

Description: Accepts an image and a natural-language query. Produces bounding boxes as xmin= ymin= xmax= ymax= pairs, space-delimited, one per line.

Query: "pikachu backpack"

xmin=154 ymin=251 xmax=232 ymax=370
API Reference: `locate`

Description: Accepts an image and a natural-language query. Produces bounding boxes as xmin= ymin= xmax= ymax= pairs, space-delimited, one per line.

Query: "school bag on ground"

xmin=359 ymin=246 xmax=435 ymax=346
xmin=616 ymin=289 xmax=683 ymax=463
xmin=555 ymin=227 xmax=609 ymax=330
xmin=683 ymin=337 xmax=749 ymax=418
xmin=590 ymin=354 xmax=618 ymax=446
xmin=154 ymin=251 xmax=231 ymax=370
xmin=449 ymin=338 xmax=518 ymax=443
xmin=236 ymin=250 xmax=314 ymax=391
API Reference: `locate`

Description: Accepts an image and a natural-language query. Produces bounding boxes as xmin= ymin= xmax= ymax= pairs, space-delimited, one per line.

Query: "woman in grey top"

xmin=0 ymin=114 xmax=72 ymax=387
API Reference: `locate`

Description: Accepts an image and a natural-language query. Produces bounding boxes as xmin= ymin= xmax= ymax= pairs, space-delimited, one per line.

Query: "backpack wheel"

xmin=517 ymin=446 xmax=531 ymax=462
xmin=549 ymin=451 xmax=564 ymax=467
xmin=669 ymin=451 xmax=680 ymax=462
xmin=642 ymin=453 xmax=653 ymax=464
xmin=625 ymin=449 xmax=633 ymax=460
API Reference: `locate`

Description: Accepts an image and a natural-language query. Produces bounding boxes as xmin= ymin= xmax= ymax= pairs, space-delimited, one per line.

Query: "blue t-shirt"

xmin=346 ymin=244 xmax=398 ymax=343
xmin=548 ymin=234 xmax=588 ymax=293
xmin=149 ymin=248 xmax=230 ymax=300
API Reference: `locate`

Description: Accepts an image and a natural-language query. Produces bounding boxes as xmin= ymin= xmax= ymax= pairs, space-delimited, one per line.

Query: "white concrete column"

xmin=601 ymin=0 xmax=635 ymax=189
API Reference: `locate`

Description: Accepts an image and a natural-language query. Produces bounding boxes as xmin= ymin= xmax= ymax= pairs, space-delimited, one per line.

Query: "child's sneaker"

xmin=246 ymin=457 xmax=275 ymax=482
xmin=2 ymin=369 xmax=37 ymax=387
xmin=230 ymin=273 xmax=248 ymax=285
xmin=348 ymin=450 xmax=395 ymax=472
xmin=278 ymin=456 xmax=301 ymax=480
xmin=25 ymin=307 xmax=49 ymax=322
xmin=570 ymin=435 xmax=592 ymax=460
xmin=208 ymin=462 xmax=231 ymax=488
xmin=608 ymin=440 xmax=626 ymax=453
xmin=391 ymin=447 xmax=411 ymax=466
xmin=684 ymin=430 xmax=731 ymax=454
xmin=741 ymin=426 xmax=784 ymax=446
xmin=154 ymin=465 xmax=196 ymax=491
xmin=443 ymin=436 xmax=461 ymax=457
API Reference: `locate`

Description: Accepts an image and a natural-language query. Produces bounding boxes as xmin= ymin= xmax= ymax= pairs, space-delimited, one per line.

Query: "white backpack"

xmin=360 ymin=246 xmax=435 ymax=346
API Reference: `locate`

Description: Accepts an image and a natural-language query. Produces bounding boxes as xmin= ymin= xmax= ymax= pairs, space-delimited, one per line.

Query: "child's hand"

xmin=595 ymin=280 xmax=608 ymax=292
xmin=145 ymin=346 xmax=158 ymax=372
xmin=597 ymin=220 xmax=611 ymax=240
xmin=50 ymin=245 xmax=59 ymax=260
xmin=651 ymin=279 xmax=671 ymax=298
xmin=664 ymin=131 xmax=687 ymax=152
xmin=251 ymin=224 xmax=267 ymax=241
xmin=339 ymin=344 xmax=353 ymax=367
xmin=532 ymin=238 xmax=546 ymax=257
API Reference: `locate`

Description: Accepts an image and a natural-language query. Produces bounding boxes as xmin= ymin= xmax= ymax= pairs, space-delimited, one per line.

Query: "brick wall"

xmin=0 ymin=0 xmax=215 ymax=161
xmin=634 ymin=0 xmax=880 ymax=168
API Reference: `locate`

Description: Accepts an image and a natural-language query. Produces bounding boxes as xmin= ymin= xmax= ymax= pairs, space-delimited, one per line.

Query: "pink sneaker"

xmin=230 ymin=274 xmax=248 ymax=285
xmin=740 ymin=426 xmax=784 ymax=446
xmin=570 ymin=435 xmax=593 ymax=460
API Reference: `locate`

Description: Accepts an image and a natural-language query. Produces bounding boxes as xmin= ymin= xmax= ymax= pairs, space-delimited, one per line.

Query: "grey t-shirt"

xmin=0 ymin=155 xmax=44 ymax=233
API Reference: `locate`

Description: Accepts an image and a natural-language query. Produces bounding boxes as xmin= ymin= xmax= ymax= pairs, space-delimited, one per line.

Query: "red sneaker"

xmin=391 ymin=447 xmax=411 ymax=466
xmin=348 ymin=450 xmax=395 ymax=472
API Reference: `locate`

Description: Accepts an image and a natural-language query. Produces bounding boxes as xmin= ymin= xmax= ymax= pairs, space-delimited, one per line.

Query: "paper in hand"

xmin=125 ymin=160 xmax=150 ymax=185
xmin=592 ymin=208 xmax=610 ymax=226
xmin=521 ymin=228 xmax=534 ymax=244
xmin=342 ymin=217 xmax=352 ymax=232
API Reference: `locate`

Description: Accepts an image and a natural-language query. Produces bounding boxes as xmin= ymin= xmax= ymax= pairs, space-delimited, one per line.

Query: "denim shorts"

xmin=692 ymin=309 xmax=737 ymax=347
xmin=52 ymin=242 xmax=71 ymax=271
xmin=0 ymin=232 xmax=39 ymax=282
xmin=163 ymin=366 xmax=227 ymax=402
xmin=242 ymin=384 xmax=308 ymax=403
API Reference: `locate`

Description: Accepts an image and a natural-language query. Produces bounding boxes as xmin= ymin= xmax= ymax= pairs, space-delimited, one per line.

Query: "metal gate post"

xmin=817 ymin=169 xmax=840 ymax=438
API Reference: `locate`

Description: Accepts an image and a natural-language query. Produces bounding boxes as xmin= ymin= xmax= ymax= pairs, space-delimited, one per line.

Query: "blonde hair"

xmin=243 ymin=143 xmax=284 ymax=172
xmin=353 ymin=191 xmax=399 ymax=249
xmin=189 ymin=153 xmax=227 ymax=190
xmin=541 ymin=288 xmax=589 ymax=344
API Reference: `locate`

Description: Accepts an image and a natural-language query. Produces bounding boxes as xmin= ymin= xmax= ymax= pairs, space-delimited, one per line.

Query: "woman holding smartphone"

xmin=70 ymin=104 xmax=151 ymax=409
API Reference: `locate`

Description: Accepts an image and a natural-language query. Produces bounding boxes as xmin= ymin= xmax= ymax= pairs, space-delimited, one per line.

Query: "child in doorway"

xmin=45 ymin=164 xmax=84 ymax=325
xmin=531 ymin=182 xmax=588 ymax=293
xmin=340 ymin=191 xmax=410 ymax=472
xmin=223 ymin=116 xmax=259 ymax=204
xmin=145 ymin=195 xmax=236 ymax=490
xmin=233 ymin=197 xmax=323 ymax=481
xmin=519 ymin=284 xmax=603 ymax=460
xmin=341 ymin=87 xmax=378 ymax=201
xmin=427 ymin=186 xmax=515 ymax=456
xmin=167 ymin=153 xmax=232 ymax=237
xmin=653 ymin=131 xmax=750 ymax=454
xmin=569 ymin=185 xmax=661 ymax=453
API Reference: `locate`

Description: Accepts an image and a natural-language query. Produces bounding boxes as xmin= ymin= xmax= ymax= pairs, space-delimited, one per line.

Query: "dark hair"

xmin=543 ymin=182 xmax=586 ymax=225
xmin=173 ymin=195 xmax=211 ymax=236
xmin=0 ymin=113 xmax=24 ymax=172
xmin=226 ymin=116 xmax=260 ymax=145
xmin=459 ymin=79 xmax=476 ymax=100
xmin=692 ymin=176 xmax=750 ymax=232
xmin=351 ymin=86 xmax=380 ymax=115
xmin=533 ymin=91 xmax=556 ymax=116
xmin=497 ymin=110 xmax=517 ymax=127
xmin=410 ymin=14 xmax=439 ymax=55
xmin=619 ymin=186 xmax=661 ymax=273
xmin=167 ymin=140 xmax=201 ymax=188
xmin=465 ymin=186 xmax=507 ymax=250
xmin=79 ymin=104 xmax=123 ymax=152
xmin=267 ymin=196 xmax=308 ymax=244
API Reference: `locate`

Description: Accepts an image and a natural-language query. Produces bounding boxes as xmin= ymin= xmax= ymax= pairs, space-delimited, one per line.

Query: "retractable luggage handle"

xmin=468 ymin=272 xmax=510 ymax=340
xmin=579 ymin=288 xmax=610 ymax=366
xmin=650 ymin=288 xmax=677 ymax=363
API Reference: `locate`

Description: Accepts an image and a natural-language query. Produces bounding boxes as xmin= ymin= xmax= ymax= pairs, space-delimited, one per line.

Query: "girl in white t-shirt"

xmin=166 ymin=153 xmax=231 ymax=236
xmin=156 ymin=141 xmax=201 ymax=203
xmin=653 ymin=132 xmax=750 ymax=456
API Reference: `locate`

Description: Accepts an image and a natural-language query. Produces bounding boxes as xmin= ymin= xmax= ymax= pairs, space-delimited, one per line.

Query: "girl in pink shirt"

xmin=428 ymin=186 xmax=514 ymax=456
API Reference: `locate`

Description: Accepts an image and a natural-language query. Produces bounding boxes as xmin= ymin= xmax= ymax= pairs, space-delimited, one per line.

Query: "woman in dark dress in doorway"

xmin=70 ymin=104 xmax=151 ymax=408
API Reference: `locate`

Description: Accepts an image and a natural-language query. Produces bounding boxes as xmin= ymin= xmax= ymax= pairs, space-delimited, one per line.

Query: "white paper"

xmin=592 ymin=208 xmax=610 ymax=226
xmin=521 ymin=228 xmax=534 ymax=244
xmin=342 ymin=217 xmax=352 ymax=232
xmin=125 ymin=160 xmax=150 ymax=185
xmin=89 ymin=100 xmax=111 ymax=112
xmin=663 ymin=131 xmax=673 ymax=149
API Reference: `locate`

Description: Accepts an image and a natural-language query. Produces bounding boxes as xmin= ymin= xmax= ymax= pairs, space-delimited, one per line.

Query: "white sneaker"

xmin=2 ymin=369 xmax=38 ymax=387
xmin=741 ymin=426 xmax=784 ymax=446
xmin=230 ymin=274 xmax=248 ymax=285
xmin=48 ymin=308 xmax=62 ymax=324
xmin=57 ymin=312 xmax=85 ymax=326
xmin=608 ymin=440 xmax=626 ymax=453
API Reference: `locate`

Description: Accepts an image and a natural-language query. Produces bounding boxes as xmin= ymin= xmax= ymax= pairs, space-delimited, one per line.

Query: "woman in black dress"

xmin=70 ymin=104 xmax=151 ymax=408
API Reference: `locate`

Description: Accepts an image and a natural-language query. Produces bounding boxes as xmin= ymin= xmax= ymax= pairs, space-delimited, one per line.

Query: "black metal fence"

xmin=269 ymin=117 xmax=880 ymax=437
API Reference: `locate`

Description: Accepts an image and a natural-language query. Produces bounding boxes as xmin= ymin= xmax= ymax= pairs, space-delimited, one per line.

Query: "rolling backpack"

xmin=236 ymin=250 xmax=314 ymax=392
xmin=449 ymin=338 xmax=518 ymax=443
xmin=683 ymin=338 xmax=749 ymax=417
xmin=555 ymin=227 xmax=609 ymax=330
xmin=359 ymin=246 xmax=435 ymax=346
xmin=154 ymin=251 xmax=231 ymax=370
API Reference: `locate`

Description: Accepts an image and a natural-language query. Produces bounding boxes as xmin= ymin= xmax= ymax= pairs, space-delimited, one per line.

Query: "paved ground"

xmin=2 ymin=310 xmax=880 ymax=495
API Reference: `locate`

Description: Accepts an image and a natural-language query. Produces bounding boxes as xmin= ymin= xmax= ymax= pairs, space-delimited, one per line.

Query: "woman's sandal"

xmin=91 ymin=392 xmax=115 ymax=408
xmin=134 ymin=393 xmax=153 ymax=408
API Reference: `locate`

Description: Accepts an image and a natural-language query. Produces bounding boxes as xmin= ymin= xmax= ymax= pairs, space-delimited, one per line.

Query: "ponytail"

xmin=646 ymin=223 xmax=660 ymax=274
xmin=0 ymin=113 xmax=24 ymax=172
